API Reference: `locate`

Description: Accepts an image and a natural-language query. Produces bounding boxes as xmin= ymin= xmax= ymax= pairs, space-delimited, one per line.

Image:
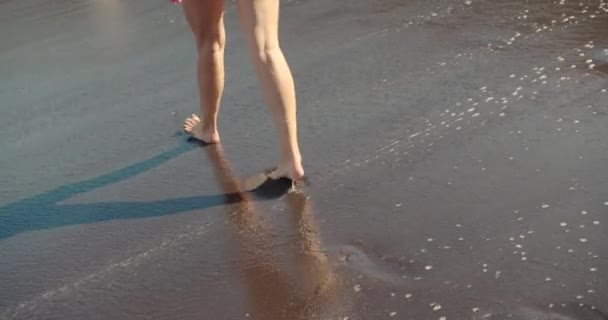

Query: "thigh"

xmin=182 ymin=0 xmax=225 ymax=43
xmin=236 ymin=0 xmax=280 ymax=52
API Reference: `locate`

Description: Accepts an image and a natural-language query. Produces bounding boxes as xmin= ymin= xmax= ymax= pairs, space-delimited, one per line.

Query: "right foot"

xmin=267 ymin=160 xmax=305 ymax=181
xmin=183 ymin=114 xmax=220 ymax=144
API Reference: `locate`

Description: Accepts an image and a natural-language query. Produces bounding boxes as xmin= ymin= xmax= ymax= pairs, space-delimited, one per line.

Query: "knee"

xmin=196 ymin=30 xmax=225 ymax=55
xmin=254 ymin=44 xmax=282 ymax=65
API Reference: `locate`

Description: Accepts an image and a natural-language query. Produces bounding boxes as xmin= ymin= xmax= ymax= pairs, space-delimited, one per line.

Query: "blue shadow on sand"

xmin=0 ymin=139 xmax=290 ymax=241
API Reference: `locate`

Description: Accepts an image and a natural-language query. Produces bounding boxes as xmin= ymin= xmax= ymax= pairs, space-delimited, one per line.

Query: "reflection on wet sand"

xmin=203 ymin=145 xmax=340 ymax=320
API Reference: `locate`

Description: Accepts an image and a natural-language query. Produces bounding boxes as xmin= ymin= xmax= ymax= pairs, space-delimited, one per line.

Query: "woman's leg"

xmin=236 ymin=0 xmax=304 ymax=180
xmin=182 ymin=0 xmax=225 ymax=144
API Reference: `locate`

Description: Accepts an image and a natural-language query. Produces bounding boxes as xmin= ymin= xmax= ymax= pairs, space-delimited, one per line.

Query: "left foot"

xmin=183 ymin=114 xmax=220 ymax=144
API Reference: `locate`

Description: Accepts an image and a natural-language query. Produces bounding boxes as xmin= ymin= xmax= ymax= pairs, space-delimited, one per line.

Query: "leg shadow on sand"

xmin=0 ymin=139 xmax=345 ymax=318
xmin=0 ymin=139 xmax=285 ymax=241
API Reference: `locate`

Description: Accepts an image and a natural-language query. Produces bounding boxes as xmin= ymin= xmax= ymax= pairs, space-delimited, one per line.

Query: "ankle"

xmin=202 ymin=122 xmax=218 ymax=134
xmin=281 ymin=153 xmax=302 ymax=165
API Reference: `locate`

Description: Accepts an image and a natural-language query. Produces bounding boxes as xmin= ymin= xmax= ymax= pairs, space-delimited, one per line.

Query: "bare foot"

xmin=183 ymin=114 xmax=220 ymax=144
xmin=267 ymin=161 xmax=305 ymax=181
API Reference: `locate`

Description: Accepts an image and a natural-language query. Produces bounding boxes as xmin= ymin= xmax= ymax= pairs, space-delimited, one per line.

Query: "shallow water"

xmin=1 ymin=0 xmax=607 ymax=319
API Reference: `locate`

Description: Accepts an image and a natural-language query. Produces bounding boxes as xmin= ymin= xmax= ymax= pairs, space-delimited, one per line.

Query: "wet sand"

xmin=1 ymin=0 xmax=607 ymax=319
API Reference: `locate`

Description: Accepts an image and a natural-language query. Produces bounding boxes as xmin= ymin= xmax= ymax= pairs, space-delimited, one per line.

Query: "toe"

xmin=187 ymin=118 xmax=199 ymax=127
